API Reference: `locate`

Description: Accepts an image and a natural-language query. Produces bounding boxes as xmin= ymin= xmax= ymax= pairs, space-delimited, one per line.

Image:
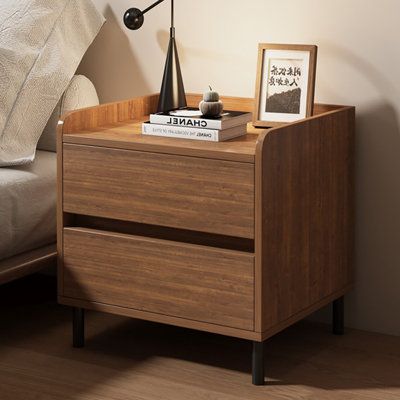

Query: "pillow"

xmin=0 ymin=0 xmax=105 ymax=166
xmin=38 ymin=75 xmax=100 ymax=152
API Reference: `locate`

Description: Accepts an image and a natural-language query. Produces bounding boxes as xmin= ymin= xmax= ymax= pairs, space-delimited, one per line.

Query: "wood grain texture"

xmin=59 ymin=297 xmax=260 ymax=341
xmin=0 ymin=245 xmax=56 ymax=285
xmin=60 ymin=94 xmax=258 ymax=164
xmin=59 ymin=94 xmax=338 ymax=163
xmin=62 ymin=121 xmax=259 ymax=163
xmin=255 ymin=106 xmax=355 ymax=337
xmin=58 ymin=94 xmax=355 ymax=343
xmin=57 ymin=122 xmax=64 ymax=295
xmin=61 ymin=93 xmax=254 ymax=135
xmin=59 ymin=92 xmax=339 ymax=136
xmin=61 ymin=94 xmax=160 ymax=134
xmin=63 ymin=144 xmax=255 ymax=238
xmin=63 ymin=228 xmax=255 ymax=331
xmin=72 ymin=215 xmax=254 ymax=253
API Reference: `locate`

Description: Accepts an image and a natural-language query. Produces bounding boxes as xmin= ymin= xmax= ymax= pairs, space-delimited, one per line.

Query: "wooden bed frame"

xmin=0 ymin=244 xmax=57 ymax=285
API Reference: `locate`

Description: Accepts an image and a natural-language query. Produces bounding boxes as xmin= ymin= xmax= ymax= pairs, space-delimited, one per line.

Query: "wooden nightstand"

xmin=57 ymin=94 xmax=355 ymax=385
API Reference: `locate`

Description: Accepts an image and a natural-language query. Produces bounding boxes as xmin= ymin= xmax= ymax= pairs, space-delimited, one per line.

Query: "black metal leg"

xmin=73 ymin=307 xmax=85 ymax=348
xmin=332 ymin=296 xmax=344 ymax=335
xmin=252 ymin=341 xmax=265 ymax=385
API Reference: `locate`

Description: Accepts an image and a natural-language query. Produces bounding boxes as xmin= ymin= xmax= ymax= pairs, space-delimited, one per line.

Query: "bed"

xmin=0 ymin=75 xmax=100 ymax=285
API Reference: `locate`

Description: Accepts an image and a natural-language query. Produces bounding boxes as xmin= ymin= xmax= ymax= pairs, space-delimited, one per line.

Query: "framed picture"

xmin=253 ymin=43 xmax=317 ymax=127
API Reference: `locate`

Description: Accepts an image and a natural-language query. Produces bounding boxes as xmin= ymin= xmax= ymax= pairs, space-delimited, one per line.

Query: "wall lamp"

xmin=124 ymin=0 xmax=187 ymax=113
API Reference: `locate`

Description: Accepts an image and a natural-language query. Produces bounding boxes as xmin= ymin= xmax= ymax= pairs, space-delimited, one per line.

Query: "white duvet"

xmin=0 ymin=150 xmax=56 ymax=259
xmin=0 ymin=0 xmax=104 ymax=166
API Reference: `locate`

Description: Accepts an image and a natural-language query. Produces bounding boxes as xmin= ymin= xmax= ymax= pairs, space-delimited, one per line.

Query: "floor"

xmin=0 ymin=275 xmax=399 ymax=400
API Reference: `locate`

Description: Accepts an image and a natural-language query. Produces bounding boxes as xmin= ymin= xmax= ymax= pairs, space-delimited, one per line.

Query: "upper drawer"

xmin=63 ymin=144 xmax=255 ymax=238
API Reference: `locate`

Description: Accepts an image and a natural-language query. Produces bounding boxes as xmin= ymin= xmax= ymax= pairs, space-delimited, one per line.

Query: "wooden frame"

xmin=0 ymin=244 xmax=57 ymax=285
xmin=253 ymin=43 xmax=318 ymax=128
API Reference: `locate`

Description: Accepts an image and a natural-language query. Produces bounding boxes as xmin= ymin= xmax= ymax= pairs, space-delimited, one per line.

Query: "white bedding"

xmin=0 ymin=0 xmax=104 ymax=166
xmin=0 ymin=151 xmax=56 ymax=260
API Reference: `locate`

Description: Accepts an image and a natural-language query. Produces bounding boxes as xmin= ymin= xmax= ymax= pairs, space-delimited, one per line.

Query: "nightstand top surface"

xmin=60 ymin=94 xmax=347 ymax=164
xmin=63 ymin=118 xmax=264 ymax=163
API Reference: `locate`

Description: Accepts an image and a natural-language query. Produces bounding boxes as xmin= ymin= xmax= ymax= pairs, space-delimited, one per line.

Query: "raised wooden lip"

xmin=256 ymin=104 xmax=356 ymax=148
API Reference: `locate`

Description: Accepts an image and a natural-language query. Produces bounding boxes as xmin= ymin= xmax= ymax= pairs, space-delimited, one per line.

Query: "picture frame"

xmin=253 ymin=43 xmax=317 ymax=128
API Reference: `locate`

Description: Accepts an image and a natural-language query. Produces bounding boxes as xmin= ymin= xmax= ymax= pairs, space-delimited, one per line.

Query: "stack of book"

xmin=142 ymin=108 xmax=252 ymax=142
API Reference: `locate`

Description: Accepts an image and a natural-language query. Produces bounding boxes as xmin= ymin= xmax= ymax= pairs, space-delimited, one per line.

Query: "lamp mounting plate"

xmin=124 ymin=8 xmax=144 ymax=30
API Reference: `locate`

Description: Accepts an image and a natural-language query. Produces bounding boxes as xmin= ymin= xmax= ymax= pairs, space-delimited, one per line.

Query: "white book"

xmin=150 ymin=108 xmax=252 ymax=130
xmin=142 ymin=122 xmax=247 ymax=142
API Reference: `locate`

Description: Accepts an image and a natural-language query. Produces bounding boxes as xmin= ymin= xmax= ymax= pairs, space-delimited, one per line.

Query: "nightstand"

xmin=57 ymin=94 xmax=355 ymax=385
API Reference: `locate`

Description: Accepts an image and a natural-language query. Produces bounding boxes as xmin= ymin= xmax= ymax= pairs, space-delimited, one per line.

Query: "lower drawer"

xmin=62 ymin=228 xmax=255 ymax=331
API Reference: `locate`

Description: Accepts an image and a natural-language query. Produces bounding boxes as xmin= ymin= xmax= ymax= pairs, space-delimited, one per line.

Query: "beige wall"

xmin=79 ymin=0 xmax=400 ymax=336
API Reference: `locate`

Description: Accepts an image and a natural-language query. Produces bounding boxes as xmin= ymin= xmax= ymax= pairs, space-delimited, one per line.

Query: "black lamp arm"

xmin=141 ymin=0 xmax=165 ymax=16
xmin=124 ymin=0 xmax=175 ymax=32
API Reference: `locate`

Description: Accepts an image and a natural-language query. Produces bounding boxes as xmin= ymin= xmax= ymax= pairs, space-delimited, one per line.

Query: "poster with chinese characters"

xmin=254 ymin=45 xmax=317 ymax=127
xmin=266 ymin=59 xmax=303 ymax=114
